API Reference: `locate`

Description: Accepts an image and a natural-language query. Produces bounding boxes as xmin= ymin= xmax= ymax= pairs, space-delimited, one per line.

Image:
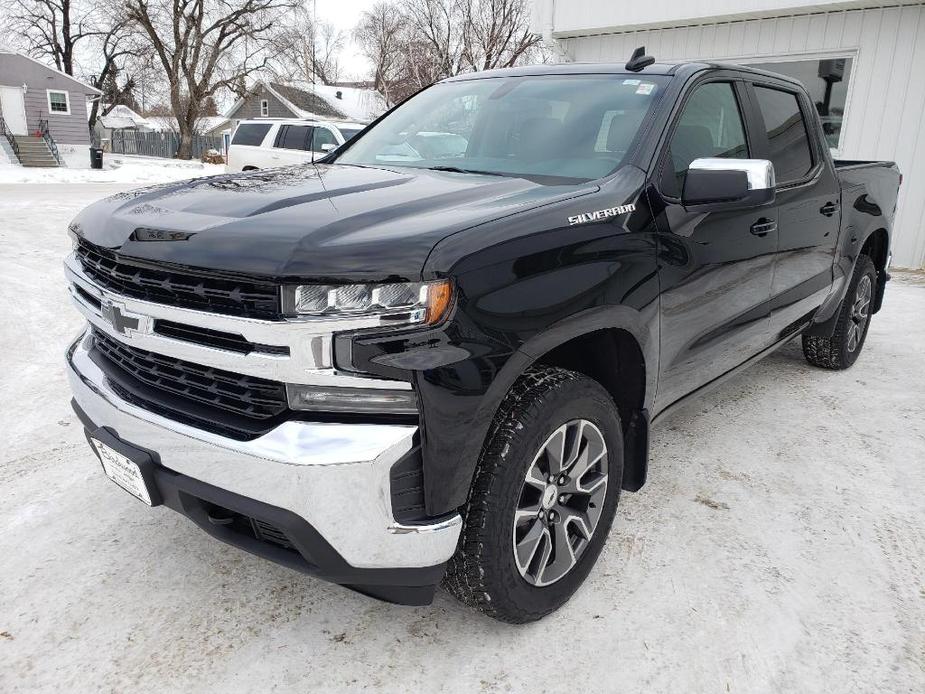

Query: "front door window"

xmin=663 ymin=82 xmax=749 ymax=197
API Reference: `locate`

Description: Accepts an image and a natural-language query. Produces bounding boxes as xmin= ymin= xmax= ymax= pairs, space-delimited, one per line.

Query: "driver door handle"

xmin=820 ymin=201 xmax=840 ymax=216
xmin=750 ymin=218 xmax=777 ymax=237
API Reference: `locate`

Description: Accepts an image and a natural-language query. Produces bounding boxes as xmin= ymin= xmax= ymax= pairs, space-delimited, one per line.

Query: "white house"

xmin=533 ymin=0 xmax=925 ymax=269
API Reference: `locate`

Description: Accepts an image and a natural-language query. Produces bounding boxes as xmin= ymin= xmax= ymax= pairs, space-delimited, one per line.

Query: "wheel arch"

xmin=531 ymin=328 xmax=651 ymax=493
xmin=476 ymin=306 xmax=656 ymax=495
xmin=807 ymin=226 xmax=890 ymax=338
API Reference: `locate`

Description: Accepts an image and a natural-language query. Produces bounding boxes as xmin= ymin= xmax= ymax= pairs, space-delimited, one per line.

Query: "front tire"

xmin=803 ymin=255 xmax=877 ymax=370
xmin=443 ymin=366 xmax=623 ymax=623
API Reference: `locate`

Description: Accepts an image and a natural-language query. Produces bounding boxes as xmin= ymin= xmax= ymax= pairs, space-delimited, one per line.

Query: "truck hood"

xmin=70 ymin=164 xmax=597 ymax=281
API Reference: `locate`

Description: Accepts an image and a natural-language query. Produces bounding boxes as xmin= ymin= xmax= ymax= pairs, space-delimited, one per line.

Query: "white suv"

xmin=226 ymin=119 xmax=366 ymax=171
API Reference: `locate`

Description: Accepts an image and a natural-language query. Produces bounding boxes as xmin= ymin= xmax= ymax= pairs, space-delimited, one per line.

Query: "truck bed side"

xmin=822 ymin=160 xmax=902 ymax=322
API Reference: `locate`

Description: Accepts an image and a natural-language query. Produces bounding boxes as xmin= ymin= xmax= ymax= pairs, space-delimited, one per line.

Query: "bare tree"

xmin=354 ymin=1 xmax=406 ymax=106
xmin=2 ymin=0 xmax=98 ymax=74
xmin=125 ymin=0 xmax=295 ymax=159
xmin=355 ymin=0 xmax=542 ymax=107
xmin=460 ymin=0 xmax=542 ymax=71
xmin=271 ymin=9 xmax=344 ymax=85
xmin=86 ymin=14 xmax=138 ymax=130
xmin=4 ymin=0 xmax=142 ymax=132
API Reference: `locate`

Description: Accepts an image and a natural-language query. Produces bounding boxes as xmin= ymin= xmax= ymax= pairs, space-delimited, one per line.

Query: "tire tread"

xmin=803 ymin=255 xmax=876 ymax=370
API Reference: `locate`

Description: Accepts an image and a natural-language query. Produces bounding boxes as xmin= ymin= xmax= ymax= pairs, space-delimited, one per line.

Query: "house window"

xmin=749 ymin=57 xmax=854 ymax=151
xmin=260 ymin=99 xmax=269 ymax=117
xmin=47 ymin=90 xmax=71 ymax=115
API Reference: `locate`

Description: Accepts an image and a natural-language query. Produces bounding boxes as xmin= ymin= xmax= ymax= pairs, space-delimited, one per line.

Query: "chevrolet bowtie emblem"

xmin=100 ymin=300 xmax=142 ymax=335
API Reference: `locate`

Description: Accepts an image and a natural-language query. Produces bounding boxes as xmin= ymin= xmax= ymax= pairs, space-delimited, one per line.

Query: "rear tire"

xmin=443 ymin=366 xmax=623 ymax=623
xmin=803 ymin=255 xmax=877 ymax=370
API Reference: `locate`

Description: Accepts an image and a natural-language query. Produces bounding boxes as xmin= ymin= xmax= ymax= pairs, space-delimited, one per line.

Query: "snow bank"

xmin=0 ymin=155 xmax=224 ymax=185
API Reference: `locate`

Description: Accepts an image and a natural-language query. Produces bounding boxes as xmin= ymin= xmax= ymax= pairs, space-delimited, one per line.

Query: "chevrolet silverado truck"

xmin=65 ymin=51 xmax=901 ymax=623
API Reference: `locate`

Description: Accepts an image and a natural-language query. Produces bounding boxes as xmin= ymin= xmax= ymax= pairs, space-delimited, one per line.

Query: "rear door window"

xmin=664 ymin=82 xmax=749 ymax=196
xmin=231 ymin=123 xmax=271 ymax=146
xmin=753 ymin=86 xmax=814 ymax=184
xmin=276 ymin=125 xmax=313 ymax=150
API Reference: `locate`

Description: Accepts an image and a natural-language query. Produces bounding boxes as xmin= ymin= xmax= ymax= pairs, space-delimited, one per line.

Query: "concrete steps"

xmin=12 ymin=135 xmax=59 ymax=167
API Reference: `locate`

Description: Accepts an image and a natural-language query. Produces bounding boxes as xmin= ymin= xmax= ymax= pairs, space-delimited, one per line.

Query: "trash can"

xmin=90 ymin=147 xmax=103 ymax=169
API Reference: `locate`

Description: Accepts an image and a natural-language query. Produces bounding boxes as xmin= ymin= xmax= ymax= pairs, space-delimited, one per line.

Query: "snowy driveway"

xmin=1 ymin=181 xmax=923 ymax=693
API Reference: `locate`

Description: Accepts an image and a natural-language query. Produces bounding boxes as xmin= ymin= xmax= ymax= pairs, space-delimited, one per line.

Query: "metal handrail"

xmin=38 ymin=118 xmax=63 ymax=166
xmin=0 ymin=116 xmax=22 ymax=163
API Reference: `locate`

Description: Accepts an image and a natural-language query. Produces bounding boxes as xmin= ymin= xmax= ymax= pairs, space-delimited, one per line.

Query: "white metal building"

xmin=532 ymin=1 xmax=925 ymax=269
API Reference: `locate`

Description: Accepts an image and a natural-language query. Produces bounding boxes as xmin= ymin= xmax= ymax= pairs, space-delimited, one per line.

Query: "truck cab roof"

xmin=439 ymin=60 xmax=806 ymax=90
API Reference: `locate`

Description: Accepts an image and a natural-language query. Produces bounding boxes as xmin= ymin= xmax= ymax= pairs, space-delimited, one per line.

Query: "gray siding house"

xmin=225 ymin=81 xmax=348 ymax=126
xmin=0 ymin=49 xmax=101 ymax=166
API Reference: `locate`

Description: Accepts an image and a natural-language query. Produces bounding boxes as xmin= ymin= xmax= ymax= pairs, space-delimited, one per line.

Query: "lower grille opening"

xmin=204 ymin=502 xmax=299 ymax=554
xmin=251 ymin=518 xmax=295 ymax=550
xmin=90 ymin=329 xmax=290 ymax=440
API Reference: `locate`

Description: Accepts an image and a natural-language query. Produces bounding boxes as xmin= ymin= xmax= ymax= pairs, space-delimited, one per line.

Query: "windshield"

xmin=335 ymin=74 xmax=668 ymax=182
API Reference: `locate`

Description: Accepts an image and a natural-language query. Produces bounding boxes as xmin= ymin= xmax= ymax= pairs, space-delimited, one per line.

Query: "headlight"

xmin=285 ymin=279 xmax=452 ymax=326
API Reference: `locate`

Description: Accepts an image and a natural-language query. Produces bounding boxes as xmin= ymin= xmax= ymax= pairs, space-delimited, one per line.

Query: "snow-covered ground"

xmin=0 ymin=181 xmax=923 ymax=693
xmin=0 ymin=154 xmax=224 ymax=185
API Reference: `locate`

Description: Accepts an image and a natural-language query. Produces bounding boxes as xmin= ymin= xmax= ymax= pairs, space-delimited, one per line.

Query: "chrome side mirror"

xmin=682 ymin=158 xmax=775 ymax=209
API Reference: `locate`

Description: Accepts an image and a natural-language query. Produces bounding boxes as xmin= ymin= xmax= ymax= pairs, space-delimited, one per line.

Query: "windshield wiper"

xmin=425 ymin=165 xmax=507 ymax=177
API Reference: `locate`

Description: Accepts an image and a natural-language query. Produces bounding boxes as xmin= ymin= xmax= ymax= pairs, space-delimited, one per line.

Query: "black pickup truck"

xmin=65 ymin=52 xmax=901 ymax=623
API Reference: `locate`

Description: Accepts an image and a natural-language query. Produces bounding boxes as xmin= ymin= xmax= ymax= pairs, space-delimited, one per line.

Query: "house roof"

xmin=269 ymin=82 xmax=346 ymax=119
xmin=225 ymin=80 xmax=383 ymax=122
xmin=98 ymin=104 xmax=153 ymax=130
xmin=0 ymin=48 xmax=102 ymax=95
xmin=297 ymin=84 xmax=387 ymax=122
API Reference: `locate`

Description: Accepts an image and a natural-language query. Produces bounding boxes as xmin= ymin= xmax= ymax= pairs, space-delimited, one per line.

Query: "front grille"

xmin=76 ymin=240 xmax=281 ymax=319
xmin=91 ymin=329 xmax=289 ymax=440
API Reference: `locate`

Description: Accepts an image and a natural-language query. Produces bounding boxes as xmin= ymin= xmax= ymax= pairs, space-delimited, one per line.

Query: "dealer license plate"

xmin=91 ymin=437 xmax=154 ymax=505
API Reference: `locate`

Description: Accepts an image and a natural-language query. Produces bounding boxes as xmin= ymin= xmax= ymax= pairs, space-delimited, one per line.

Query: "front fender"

xmin=410 ymin=301 xmax=657 ymax=516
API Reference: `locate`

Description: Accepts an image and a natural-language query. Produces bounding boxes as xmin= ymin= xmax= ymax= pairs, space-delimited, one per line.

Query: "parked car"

xmin=65 ymin=52 xmax=900 ymax=623
xmin=225 ymin=118 xmax=366 ymax=171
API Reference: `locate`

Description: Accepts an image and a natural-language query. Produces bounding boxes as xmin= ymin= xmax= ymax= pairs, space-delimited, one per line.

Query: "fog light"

xmin=286 ymin=384 xmax=418 ymax=414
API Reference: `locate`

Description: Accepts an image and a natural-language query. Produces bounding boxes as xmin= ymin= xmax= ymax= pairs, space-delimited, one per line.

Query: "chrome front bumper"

xmin=67 ymin=331 xmax=461 ymax=570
